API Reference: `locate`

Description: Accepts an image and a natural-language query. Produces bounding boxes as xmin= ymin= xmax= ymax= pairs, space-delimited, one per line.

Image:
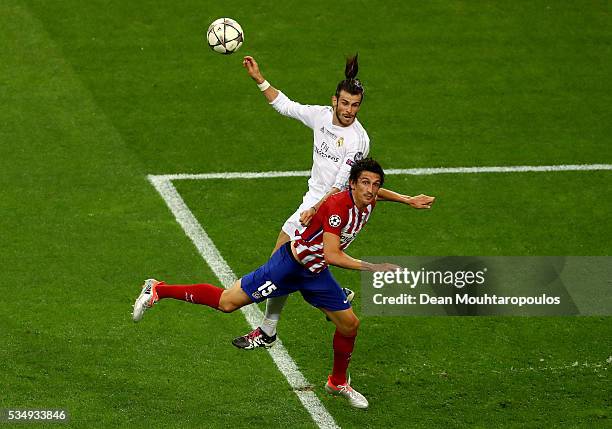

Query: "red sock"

xmin=330 ymin=329 xmax=357 ymax=386
xmin=156 ymin=282 xmax=223 ymax=310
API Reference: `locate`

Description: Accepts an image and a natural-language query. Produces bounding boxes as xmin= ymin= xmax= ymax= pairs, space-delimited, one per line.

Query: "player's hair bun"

xmin=336 ymin=53 xmax=364 ymax=99
xmin=345 ymin=54 xmax=359 ymax=80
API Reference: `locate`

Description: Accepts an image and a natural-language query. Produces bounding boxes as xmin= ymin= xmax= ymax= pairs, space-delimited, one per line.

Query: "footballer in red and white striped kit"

xmin=294 ymin=188 xmax=375 ymax=274
xmin=132 ymin=159 xmax=402 ymax=409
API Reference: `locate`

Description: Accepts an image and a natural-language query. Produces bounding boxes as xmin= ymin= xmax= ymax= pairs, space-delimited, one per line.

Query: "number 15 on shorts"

xmin=258 ymin=281 xmax=277 ymax=297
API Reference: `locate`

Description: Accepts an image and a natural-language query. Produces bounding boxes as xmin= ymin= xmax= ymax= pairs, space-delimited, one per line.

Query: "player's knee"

xmin=217 ymin=296 xmax=238 ymax=313
xmin=217 ymin=301 xmax=236 ymax=313
xmin=339 ymin=316 xmax=360 ymax=336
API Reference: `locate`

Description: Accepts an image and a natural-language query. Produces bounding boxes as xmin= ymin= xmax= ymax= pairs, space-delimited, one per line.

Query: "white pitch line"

xmin=147 ymin=175 xmax=339 ymax=429
xmin=153 ymin=163 xmax=612 ymax=181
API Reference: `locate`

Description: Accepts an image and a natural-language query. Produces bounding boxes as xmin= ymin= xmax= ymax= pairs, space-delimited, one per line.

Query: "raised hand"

xmin=242 ymin=56 xmax=264 ymax=83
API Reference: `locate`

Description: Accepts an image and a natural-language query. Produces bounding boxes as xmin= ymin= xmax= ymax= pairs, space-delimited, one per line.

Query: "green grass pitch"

xmin=1 ymin=0 xmax=610 ymax=427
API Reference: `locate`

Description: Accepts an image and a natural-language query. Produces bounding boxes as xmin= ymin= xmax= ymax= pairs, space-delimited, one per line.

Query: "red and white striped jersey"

xmin=293 ymin=189 xmax=376 ymax=273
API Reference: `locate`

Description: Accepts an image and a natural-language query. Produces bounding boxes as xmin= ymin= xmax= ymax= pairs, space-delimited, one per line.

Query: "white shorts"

xmin=281 ymin=192 xmax=320 ymax=240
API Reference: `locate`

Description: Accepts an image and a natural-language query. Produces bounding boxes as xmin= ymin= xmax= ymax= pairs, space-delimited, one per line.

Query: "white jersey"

xmin=271 ymin=91 xmax=370 ymax=199
xmin=270 ymin=91 xmax=370 ymax=239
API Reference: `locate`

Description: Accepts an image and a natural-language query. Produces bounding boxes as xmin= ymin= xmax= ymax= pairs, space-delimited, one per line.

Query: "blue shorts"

xmin=241 ymin=243 xmax=351 ymax=312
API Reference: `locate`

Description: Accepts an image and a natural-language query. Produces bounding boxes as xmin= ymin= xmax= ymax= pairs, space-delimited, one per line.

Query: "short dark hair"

xmin=349 ymin=158 xmax=385 ymax=187
xmin=335 ymin=54 xmax=364 ymax=102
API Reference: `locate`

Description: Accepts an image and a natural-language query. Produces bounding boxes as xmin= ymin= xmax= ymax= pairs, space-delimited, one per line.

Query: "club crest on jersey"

xmin=328 ymin=214 xmax=342 ymax=228
xmin=337 ymin=137 xmax=344 ymax=147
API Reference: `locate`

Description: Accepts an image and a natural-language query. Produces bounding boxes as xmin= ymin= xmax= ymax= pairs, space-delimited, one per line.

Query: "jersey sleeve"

xmin=270 ymin=91 xmax=323 ymax=130
xmin=321 ymin=199 xmax=348 ymax=237
xmin=332 ymin=131 xmax=370 ymax=190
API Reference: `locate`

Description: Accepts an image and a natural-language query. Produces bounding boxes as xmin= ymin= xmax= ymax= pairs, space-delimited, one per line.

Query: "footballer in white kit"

xmin=234 ymin=54 xmax=435 ymax=351
xmin=271 ymin=90 xmax=370 ymax=240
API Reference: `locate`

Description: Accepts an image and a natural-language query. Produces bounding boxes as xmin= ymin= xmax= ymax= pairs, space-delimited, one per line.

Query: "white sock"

xmin=260 ymin=295 xmax=288 ymax=336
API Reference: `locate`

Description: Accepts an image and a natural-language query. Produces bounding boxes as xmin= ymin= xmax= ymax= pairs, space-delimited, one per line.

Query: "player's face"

xmin=332 ymin=90 xmax=362 ymax=127
xmin=351 ymin=171 xmax=382 ymax=208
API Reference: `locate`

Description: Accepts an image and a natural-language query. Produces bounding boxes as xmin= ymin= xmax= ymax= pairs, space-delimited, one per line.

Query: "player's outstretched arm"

xmin=243 ymin=56 xmax=279 ymax=103
xmin=323 ymin=232 xmax=399 ymax=272
xmin=243 ymin=56 xmax=318 ymax=129
xmin=377 ymin=187 xmax=435 ymax=209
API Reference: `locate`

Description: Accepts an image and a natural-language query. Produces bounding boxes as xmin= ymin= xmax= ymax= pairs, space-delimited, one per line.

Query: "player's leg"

xmin=132 ymin=278 xmax=253 ymax=322
xmin=217 ymin=280 xmax=255 ymax=312
xmin=271 ymin=229 xmax=291 ymax=255
xmin=233 ymin=229 xmax=292 ymax=348
xmin=320 ymin=307 xmax=368 ymax=409
xmin=259 ymin=230 xmax=291 ymax=335
xmin=232 ymin=240 xmax=303 ymax=349
xmin=325 ymin=287 xmax=355 ymax=321
xmin=321 ymin=307 xmax=360 ymax=384
xmin=299 ymin=271 xmax=368 ymax=408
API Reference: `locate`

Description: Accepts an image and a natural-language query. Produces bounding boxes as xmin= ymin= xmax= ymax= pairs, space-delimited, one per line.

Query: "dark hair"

xmin=349 ymin=157 xmax=385 ymax=187
xmin=335 ymin=54 xmax=364 ymax=101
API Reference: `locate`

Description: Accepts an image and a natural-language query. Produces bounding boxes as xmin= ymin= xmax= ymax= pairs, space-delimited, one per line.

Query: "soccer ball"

xmin=206 ymin=18 xmax=244 ymax=54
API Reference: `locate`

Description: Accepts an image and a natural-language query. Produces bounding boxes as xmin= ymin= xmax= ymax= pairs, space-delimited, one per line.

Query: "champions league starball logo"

xmin=328 ymin=215 xmax=342 ymax=228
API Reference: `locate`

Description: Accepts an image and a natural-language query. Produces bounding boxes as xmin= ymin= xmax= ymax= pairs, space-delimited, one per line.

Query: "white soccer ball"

xmin=206 ymin=18 xmax=244 ymax=54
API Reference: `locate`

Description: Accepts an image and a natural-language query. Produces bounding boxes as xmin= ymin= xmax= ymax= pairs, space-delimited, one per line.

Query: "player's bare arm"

xmin=243 ymin=56 xmax=279 ymax=103
xmin=377 ymin=187 xmax=435 ymax=209
xmin=321 ymin=232 xmax=399 ymax=272
xmin=299 ymin=187 xmax=342 ymax=226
